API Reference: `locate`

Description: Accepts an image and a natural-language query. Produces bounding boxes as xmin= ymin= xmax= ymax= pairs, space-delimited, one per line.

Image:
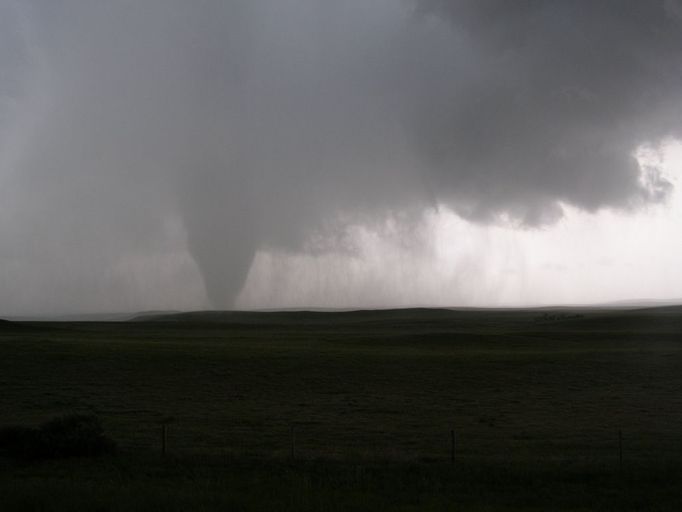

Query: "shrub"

xmin=0 ymin=414 xmax=116 ymax=461
xmin=0 ymin=425 xmax=40 ymax=460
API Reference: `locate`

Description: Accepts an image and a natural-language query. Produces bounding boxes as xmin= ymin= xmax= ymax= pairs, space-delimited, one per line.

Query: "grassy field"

xmin=1 ymin=307 xmax=682 ymax=510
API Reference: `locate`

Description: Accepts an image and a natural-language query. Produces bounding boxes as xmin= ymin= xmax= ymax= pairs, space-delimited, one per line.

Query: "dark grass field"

xmin=1 ymin=307 xmax=682 ymax=510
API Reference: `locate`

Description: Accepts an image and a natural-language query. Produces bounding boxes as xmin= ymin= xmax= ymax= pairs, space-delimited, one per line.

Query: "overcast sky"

xmin=1 ymin=0 xmax=681 ymax=315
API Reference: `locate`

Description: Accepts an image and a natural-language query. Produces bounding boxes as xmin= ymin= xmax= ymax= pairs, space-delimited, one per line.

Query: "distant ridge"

xmin=600 ymin=298 xmax=682 ymax=308
xmin=632 ymin=304 xmax=682 ymax=314
xmin=8 ymin=301 xmax=681 ymax=324
xmin=131 ymin=308 xmax=465 ymax=324
xmin=8 ymin=310 xmax=182 ymax=322
xmin=130 ymin=305 xmax=682 ymax=330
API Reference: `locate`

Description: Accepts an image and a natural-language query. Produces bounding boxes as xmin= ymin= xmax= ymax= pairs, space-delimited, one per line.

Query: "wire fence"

xmin=114 ymin=419 xmax=682 ymax=469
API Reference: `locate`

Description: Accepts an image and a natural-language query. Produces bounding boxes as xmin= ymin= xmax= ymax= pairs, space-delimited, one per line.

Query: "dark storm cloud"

xmin=413 ymin=0 xmax=681 ymax=223
xmin=1 ymin=0 xmax=681 ymax=311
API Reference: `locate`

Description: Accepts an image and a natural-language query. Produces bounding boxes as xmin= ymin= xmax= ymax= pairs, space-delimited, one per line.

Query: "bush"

xmin=0 ymin=414 xmax=116 ymax=461
xmin=0 ymin=425 xmax=40 ymax=460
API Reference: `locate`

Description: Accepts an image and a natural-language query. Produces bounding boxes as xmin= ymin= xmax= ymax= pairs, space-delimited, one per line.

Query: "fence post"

xmin=161 ymin=424 xmax=167 ymax=457
xmin=290 ymin=424 xmax=296 ymax=461
xmin=160 ymin=417 xmax=174 ymax=457
xmin=618 ymin=430 xmax=623 ymax=470
xmin=450 ymin=430 xmax=455 ymax=464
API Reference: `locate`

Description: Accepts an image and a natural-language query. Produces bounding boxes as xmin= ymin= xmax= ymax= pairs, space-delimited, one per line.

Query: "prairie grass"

xmin=1 ymin=307 xmax=681 ymax=509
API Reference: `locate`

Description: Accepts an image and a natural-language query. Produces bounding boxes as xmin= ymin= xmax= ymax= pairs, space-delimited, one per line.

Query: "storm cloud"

xmin=1 ymin=0 xmax=681 ymax=312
